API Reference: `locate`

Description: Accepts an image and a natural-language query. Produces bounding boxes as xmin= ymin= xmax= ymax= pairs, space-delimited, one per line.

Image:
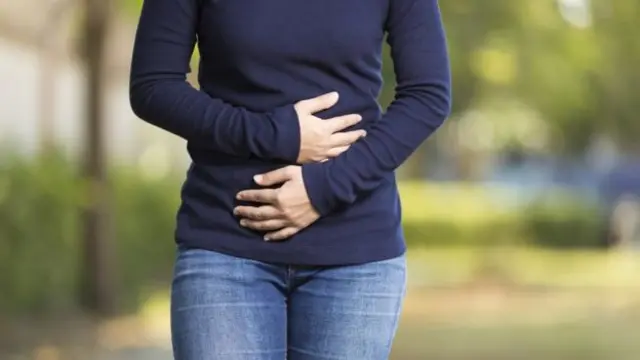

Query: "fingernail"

xmin=240 ymin=220 xmax=247 ymax=226
xmin=253 ymin=175 xmax=262 ymax=183
xmin=264 ymin=235 xmax=272 ymax=241
xmin=236 ymin=193 xmax=243 ymax=200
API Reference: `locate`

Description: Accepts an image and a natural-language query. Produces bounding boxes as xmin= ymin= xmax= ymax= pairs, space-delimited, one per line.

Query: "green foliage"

xmin=110 ymin=166 xmax=180 ymax=307
xmin=399 ymin=181 xmax=605 ymax=249
xmin=0 ymin=154 xmax=179 ymax=314
xmin=0 ymin=154 xmax=80 ymax=313
xmin=437 ymin=0 xmax=640 ymax=153
xmin=519 ymin=202 xmax=605 ymax=248
xmin=0 ymin=156 xmax=605 ymax=314
xmin=119 ymin=0 xmax=143 ymax=16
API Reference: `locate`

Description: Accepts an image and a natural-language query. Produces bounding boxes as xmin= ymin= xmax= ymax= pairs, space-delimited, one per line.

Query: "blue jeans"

xmin=171 ymin=246 xmax=407 ymax=360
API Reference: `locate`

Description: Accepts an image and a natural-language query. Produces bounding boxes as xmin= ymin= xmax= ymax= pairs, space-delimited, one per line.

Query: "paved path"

xmin=0 ymin=310 xmax=174 ymax=360
xmin=96 ymin=347 xmax=173 ymax=360
xmin=4 ymin=347 xmax=173 ymax=360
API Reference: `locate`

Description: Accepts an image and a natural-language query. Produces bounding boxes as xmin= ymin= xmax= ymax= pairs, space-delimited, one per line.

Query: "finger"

xmin=295 ymin=92 xmax=339 ymax=114
xmin=240 ymin=219 xmax=289 ymax=232
xmin=324 ymin=145 xmax=350 ymax=158
xmin=233 ymin=205 xmax=282 ymax=220
xmin=264 ymin=227 xmax=300 ymax=241
xmin=328 ymin=130 xmax=367 ymax=147
xmin=254 ymin=166 xmax=295 ymax=186
xmin=325 ymin=114 xmax=363 ymax=133
xmin=236 ymin=189 xmax=278 ymax=204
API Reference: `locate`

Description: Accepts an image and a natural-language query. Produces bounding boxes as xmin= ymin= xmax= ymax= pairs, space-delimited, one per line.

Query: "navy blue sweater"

xmin=130 ymin=0 xmax=451 ymax=265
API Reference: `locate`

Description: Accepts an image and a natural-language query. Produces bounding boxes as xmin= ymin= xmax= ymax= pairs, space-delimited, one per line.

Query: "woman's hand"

xmin=295 ymin=92 xmax=366 ymax=163
xmin=234 ymin=166 xmax=318 ymax=241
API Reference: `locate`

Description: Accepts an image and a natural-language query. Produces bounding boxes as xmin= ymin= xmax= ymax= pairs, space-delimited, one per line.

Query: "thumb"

xmin=295 ymin=92 xmax=339 ymax=115
xmin=254 ymin=166 xmax=294 ymax=186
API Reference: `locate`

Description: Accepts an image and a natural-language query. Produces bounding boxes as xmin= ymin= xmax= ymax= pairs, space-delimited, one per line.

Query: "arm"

xmin=129 ymin=0 xmax=299 ymax=161
xmin=301 ymin=0 xmax=452 ymax=215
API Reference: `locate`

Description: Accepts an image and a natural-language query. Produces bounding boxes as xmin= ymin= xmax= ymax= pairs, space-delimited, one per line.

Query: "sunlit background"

xmin=1 ymin=0 xmax=639 ymax=359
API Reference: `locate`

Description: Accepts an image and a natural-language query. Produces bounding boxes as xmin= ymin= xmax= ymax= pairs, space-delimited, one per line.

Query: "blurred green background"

xmin=1 ymin=0 xmax=640 ymax=359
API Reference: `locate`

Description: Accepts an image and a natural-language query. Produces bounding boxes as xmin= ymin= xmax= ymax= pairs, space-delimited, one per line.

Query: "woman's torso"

xmin=176 ymin=0 xmax=406 ymax=265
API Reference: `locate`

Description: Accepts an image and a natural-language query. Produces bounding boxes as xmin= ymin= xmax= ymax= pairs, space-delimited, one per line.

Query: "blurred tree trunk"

xmin=79 ymin=0 xmax=115 ymax=315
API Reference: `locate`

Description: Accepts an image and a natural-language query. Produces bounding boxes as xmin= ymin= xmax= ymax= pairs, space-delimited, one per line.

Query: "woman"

xmin=129 ymin=0 xmax=450 ymax=358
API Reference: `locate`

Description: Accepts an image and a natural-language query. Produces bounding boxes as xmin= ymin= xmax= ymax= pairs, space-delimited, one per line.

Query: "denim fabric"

xmin=171 ymin=246 xmax=407 ymax=360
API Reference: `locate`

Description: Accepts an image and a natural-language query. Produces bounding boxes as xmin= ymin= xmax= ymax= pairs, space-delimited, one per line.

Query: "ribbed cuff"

xmin=267 ymin=104 xmax=300 ymax=163
xmin=301 ymin=162 xmax=336 ymax=217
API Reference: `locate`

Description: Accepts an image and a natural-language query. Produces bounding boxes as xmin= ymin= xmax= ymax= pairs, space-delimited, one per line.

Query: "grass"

xmin=392 ymin=318 xmax=640 ymax=360
xmin=406 ymin=247 xmax=640 ymax=288
xmin=391 ymin=248 xmax=640 ymax=359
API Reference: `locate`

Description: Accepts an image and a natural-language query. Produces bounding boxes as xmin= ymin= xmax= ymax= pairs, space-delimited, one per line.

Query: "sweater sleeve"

xmin=301 ymin=0 xmax=451 ymax=216
xmin=129 ymin=0 xmax=300 ymax=161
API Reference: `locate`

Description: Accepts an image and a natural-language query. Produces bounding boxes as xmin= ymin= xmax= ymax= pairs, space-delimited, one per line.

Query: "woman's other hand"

xmin=234 ymin=166 xmax=318 ymax=241
xmin=295 ymin=92 xmax=366 ymax=163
